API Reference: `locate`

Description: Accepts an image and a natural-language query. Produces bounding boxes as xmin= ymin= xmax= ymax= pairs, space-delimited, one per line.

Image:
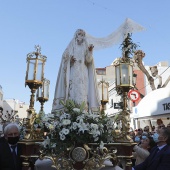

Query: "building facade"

xmin=96 ymin=61 xmax=170 ymax=130
xmin=133 ymin=61 xmax=170 ymax=128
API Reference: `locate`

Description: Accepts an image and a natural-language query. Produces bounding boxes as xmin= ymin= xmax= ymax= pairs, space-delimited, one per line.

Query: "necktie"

xmin=156 ymin=147 xmax=160 ymax=153
xmin=152 ymin=147 xmax=160 ymax=160
xmin=11 ymin=145 xmax=17 ymax=169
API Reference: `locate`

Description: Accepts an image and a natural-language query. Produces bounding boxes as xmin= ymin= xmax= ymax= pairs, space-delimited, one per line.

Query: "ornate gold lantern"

xmin=98 ymin=78 xmax=109 ymax=112
xmin=24 ymin=45 xmax=47 ymax=140
xmin=19 ymin=46 xmax=47 ymax=169
xmin=25 ymin=45 xmax=47 ymax=112
xmin=113 ymin=33 xmax=137 ymax=142
xmin=115 ymin=60 xmax=134 ymax=91
xmin=36 ymin=78 xmax=50 ymax=111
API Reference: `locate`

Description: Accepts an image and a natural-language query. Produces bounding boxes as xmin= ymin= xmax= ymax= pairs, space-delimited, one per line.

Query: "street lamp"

xmin=36 ymin=78 xmax=50 ymax=112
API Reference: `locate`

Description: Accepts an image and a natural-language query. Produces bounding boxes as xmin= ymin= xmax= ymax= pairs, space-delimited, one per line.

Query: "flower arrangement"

xmin=41 ymin=100 xmax=115 ymax=154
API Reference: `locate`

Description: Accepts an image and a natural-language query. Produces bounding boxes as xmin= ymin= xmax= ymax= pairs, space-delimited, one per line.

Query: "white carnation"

xmin=61 ymin=128 xmax=69 ymax=135
xmin=60 ymin=135 xmax=66 ymax=141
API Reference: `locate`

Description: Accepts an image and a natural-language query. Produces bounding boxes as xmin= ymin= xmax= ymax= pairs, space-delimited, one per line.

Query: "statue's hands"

xmin=70 ymin=56 xmax=76 ymax=65
xmin=88 ymin=44 xmax=94 ymax=51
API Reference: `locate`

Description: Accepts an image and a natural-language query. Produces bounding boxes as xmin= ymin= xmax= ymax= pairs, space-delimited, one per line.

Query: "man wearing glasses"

xmin=132 ymin=127 xmax=170 ymax=170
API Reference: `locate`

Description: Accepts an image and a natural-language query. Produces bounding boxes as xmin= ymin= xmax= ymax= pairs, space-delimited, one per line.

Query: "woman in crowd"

xmin=156 ymin=119 xmax=165 ymax=130
xmin=134 ymin=128 xmax=143 ymax=143
xmin=132 ymin=136 xmax=156 ymax=165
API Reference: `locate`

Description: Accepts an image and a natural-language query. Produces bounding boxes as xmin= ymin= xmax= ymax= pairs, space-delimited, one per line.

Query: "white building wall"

xmin=135 ymin=61 xmax=170 ymax=129
xmin=145 ymin=61 xmax=170 ymax=94
xmin=106 ymin=81 xmax=121 ymax=116
xmin=3 ymin=99 xmax=28 ymax=119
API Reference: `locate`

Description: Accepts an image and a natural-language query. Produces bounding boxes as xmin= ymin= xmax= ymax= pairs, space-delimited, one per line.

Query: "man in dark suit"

xmin=133 ymin=127 xmax=170 ymax=170
xmin=0 ymin=123 xmax=22 ymax=170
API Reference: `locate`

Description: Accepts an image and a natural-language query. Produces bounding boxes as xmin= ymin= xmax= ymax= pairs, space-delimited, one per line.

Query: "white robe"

xmin=52 ymin=30 xmax=100 ymax=112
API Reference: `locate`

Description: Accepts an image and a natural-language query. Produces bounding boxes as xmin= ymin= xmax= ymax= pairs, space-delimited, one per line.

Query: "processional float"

xmin=19 ymin=18 xmax=146 ymax=170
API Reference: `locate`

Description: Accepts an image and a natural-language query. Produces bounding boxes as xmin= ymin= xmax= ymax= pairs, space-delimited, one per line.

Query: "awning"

xmin=133 ymin=87 xmax=170 ymax=118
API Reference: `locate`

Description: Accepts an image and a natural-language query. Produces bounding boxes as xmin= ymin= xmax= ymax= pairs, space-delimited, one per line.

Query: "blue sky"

xmin=0 ymin=0 xmax=170 ymax=114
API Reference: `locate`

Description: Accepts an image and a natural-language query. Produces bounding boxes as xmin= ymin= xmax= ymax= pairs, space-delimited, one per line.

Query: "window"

xmin=96 ymin=68 xmax=106 ymax=75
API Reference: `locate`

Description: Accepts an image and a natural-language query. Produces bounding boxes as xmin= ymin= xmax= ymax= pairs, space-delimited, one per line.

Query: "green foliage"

xmin=120 ymin=33 xmax=139 ymax=58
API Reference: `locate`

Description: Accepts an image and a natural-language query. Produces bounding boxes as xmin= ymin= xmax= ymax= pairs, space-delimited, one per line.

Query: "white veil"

xmin=86 ymin=18 xmax=145 ymax=50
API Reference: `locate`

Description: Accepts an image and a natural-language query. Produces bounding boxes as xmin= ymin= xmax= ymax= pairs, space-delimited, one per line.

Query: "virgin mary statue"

xmin=52 ymin=29 xmax=100 ymax=112
xmin=52 ymin=18 xmax=145 ymax=113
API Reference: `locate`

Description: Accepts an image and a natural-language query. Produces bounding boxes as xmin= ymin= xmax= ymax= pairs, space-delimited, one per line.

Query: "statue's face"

xmin=150 ymin=66 xmax=158 ymax=77
xmin=76 ymin=30 xmax=85 ymax=45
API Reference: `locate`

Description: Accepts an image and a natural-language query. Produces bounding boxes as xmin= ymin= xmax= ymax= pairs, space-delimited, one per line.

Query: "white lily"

xmin=77 ymin=122 xmax=89 ymax=133
xmin=62 ymin=119 xmax=71 ymax=125
xmin=73 ymin=108 xmax=80 ymax=112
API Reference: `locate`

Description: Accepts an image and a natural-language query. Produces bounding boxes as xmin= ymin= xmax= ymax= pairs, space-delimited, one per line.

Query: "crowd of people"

xmin=128 ymin=119 xmax=170 ymax=170
xmin=1 ymin=119 xmax=170 ymax=170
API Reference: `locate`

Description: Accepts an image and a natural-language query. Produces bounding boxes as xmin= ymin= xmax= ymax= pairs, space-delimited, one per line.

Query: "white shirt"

xmin=9 ymin=144 xmax=18 ymax=155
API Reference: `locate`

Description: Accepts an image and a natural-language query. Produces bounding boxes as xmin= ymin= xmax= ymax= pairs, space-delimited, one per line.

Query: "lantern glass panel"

xmin=36 ymin=79 xmax=50 ymax=99
xmin=115 ymin=66 xmax=120 ymax=86
xmin=44 ymin=83 xmax=49 ymax=99
xmin=37 ymin=87 xmax=43 ymax=98
xmin=129 ymin=65 xmax=133 ymax=86
xmin=98 ymin=86 xmax=102 ymax=100
xmin=103 ymin=84 xmax=108 ymax=101
xmin=98 ymin=82 xmax=108 ymax=101
xmin=27 ymin=61 xmax=35 ymax=80
xmin=121 ymin=64 xmax=129 ymax=85
xmin=36 ymin=61 xmax=43 ymax=81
